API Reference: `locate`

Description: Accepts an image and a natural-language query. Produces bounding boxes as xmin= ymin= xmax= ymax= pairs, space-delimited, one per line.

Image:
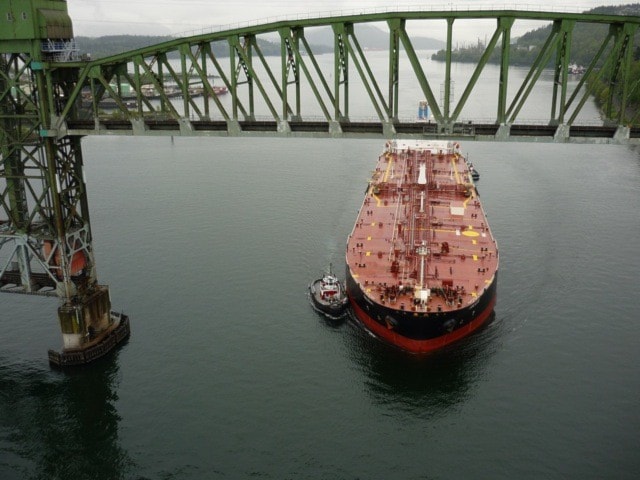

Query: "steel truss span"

xmin=43 ymin=9 xmax=640 ymax=144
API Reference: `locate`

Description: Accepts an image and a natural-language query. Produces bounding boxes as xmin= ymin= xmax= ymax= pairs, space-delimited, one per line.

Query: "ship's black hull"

xmin=346 ymin=268 xmax=497 ymax=353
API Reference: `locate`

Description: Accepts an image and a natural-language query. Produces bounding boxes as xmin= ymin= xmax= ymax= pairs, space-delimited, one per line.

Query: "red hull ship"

xmin=345 ymin=140 xmax=498 ymax=353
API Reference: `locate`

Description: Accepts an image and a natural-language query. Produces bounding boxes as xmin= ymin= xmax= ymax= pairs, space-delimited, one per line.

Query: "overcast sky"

xmin=67 ymin=1 xmax=634 ymax=42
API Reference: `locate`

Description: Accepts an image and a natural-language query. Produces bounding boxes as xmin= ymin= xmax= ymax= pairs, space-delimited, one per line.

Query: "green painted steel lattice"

xmin=40 ymin=9 xmax=640 ymax=143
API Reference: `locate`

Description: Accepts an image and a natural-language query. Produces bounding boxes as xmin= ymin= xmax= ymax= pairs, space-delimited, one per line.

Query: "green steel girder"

xmin=397 ymin=22 xmax=442 ymax=124
xmin=230 ymin=35 xmax=254 ymax=119
xmin=282 ymin=28 xmax=333 ymax=122
xmin=54 ymin=9 xmax=638 ymax=68
xmin=506 ymin=20 xmax=564 ymax=123
xmin=230 ymin=34 xmax=282 ymax=121
xmin=343 ymin=24 xmax=390 ymax=122
xmin=564 ymin=28 xmax=615 ymax=124
xmin=204 ymin=42 xmax=248 ymax=120
xmin=299 ymin=34 xmax=336 ymax=117
xmin=279 ymin=28 xmax=298 ymax=120
xmin=239 ymin=35 xmax=279 ymax=122
xmin=444 ymin=18 xmax=455 ymax=120
xmin=550 ymin=20 xmax=575 ymax=124
xmin=0 ymin=6 xmax=108 ymax=302
xmin=333 ymin=25 xmax=349 ymax=120
xmin=567 ymin=23 xmax=637 ymax=125
xmin=19 ymin=9 xmax=638 ymax=143
xmin=1 ymin=53 xmax=99 ymax=298
xmin=186 ymin=44 xmax=230 ymax=121
xmin=450 ymin=17 xmax=515 ymax=125
xmin=497 ymin=18 xmax=513 ymax=124
xmin=387 ymin=19 xmax=401 ymax=121
xmin=607 ymin=23 xmax=639 ymax=123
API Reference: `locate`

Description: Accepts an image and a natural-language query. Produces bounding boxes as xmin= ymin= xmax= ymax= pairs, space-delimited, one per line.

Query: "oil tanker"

xmin=345 ymin=140 xmax=498 ymax=353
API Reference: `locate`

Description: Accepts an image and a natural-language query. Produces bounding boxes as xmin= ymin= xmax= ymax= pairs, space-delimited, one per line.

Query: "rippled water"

xmin=1 ymin=135 xmax=639 ymax=479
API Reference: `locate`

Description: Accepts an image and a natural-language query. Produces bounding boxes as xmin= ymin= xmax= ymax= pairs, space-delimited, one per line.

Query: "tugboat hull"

xmin=309 ymin=268 xmax=348 ymax=318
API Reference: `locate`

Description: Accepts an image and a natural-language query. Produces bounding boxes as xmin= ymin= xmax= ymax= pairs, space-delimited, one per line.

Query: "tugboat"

xmin=309 ymin=264 xmax=348 ymax=318
xmin=467 ymin=161 xmax=480 ymax=181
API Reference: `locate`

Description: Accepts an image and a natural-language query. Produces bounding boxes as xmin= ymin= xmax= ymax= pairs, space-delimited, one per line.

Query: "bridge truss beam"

xmin=44 ymin=9 xmax=640 ymax=144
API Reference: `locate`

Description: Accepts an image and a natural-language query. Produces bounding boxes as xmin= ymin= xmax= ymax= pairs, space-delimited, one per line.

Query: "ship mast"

xmin=414 ymin=149 xmax=431 ymax=306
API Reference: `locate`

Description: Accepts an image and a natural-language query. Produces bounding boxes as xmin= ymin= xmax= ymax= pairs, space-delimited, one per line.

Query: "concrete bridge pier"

xmin=49 ymin=286 xmax=131 ymax=367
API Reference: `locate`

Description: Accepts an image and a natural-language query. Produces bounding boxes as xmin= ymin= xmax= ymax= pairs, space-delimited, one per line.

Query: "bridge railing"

xmin=172 ymin=5 xmax=616 ymax=38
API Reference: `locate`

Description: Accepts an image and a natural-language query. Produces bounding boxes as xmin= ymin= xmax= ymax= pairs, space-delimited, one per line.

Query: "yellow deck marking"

xmin=471 ymin=292 xmax=477 ymax=298
xmin=369 ymin=157 xmax=394 ymax=208
xmin=462 ymin=230 xmax=480 ymax=237
xmin=463 ymin=191 xmax=475 ymax=208
xmin=463 ymin=183 xmax=476 ymax=208
xmin=452 ymin=152 xmax=475 ymax=210
xmin=370 ymin=222 xmax=376 ymax=227
xmin=451 ymin=155 xmax=462 ymax=185
xmin=366 ymin=252 xmax=371 ymax=256
xmin=367 ymin=182 xmax=382 ymax=207
xmin=383 ymin=154 xmax=394 ymax=182
xmin=473 ymin=254 xmax=478 ymax=261
xmin=367 ymin=236 xmax=371 ymax=240
xmin=472 ymin=239 xmax=477 ymax=245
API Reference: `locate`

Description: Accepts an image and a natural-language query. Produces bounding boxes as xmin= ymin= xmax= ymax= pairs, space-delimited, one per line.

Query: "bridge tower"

xmin=0 ymin=0 xmax=129 ymax=365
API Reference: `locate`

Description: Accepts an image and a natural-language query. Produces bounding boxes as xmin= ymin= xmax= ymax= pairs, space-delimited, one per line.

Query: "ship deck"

xmin=346 ymin=140 xmax=498 ymax=316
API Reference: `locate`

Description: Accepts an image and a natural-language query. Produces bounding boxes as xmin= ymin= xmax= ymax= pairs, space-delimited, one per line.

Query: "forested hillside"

xmin=432 ymin=4 xmax=640 ymax=66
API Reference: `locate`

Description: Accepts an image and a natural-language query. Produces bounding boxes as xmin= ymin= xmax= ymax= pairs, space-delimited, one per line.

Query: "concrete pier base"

xmin=49 ymin=286 xmax=131 ymax=367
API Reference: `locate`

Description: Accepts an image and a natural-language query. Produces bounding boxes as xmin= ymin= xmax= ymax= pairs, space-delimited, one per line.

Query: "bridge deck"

xmin=62 ymin=119 xmax=638 ymax=144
